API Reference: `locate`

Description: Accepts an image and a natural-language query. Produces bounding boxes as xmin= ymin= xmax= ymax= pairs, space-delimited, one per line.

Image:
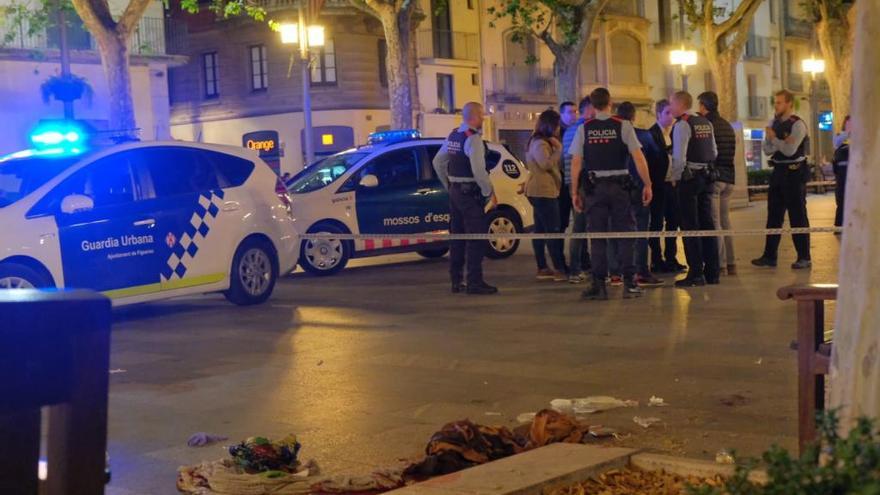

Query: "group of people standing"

xmin=434 ymin=87 xmax=825 ymax=298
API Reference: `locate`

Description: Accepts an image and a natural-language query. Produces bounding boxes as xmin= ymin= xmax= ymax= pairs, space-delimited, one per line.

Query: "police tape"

xmin=746 ymin=180 xmax=837 ymax=190
xmin=300 ymin=226 xmax=842 ymax=242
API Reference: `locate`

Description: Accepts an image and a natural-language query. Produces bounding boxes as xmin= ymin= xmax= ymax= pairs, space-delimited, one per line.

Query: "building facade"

xmin=0 ymin=0 xmax=177 ymax=153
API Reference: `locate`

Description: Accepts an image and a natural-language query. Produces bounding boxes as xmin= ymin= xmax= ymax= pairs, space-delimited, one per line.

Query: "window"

xmin=201 ymin=150 xmax=255 ymax=187
xmin=769 ymin=0 xmax=776 ymax=23
xmin=378 ymin=40 xmax=388 ymax=87
xmin=249 ymin=45 xmax=268 ymax=91
xmin=704 ymin=71 xmax=715 ymax=92
xmin=203 ymin=52 xmax=219 ymax=99
xmin=467 ymin=0 xmax=474 ymax=9
xmin=580 ymin=39 xmax=599 ymax=83
xmin=471 ymin=73 xmax=479 ymax=86
xmin=141 ymin=148 xmax=220 ymax=197
xmin=422 ymin=145 xmax=442 ymax=183
xmin=609 ymin=32 xmax=642 ymax=85
xmin=437 ymin=74 xmax=454 ymax=114
xmin=772 ymin=47 xmax=780 ymax=79
xmin=59 ymin=153 xmax=138 ymax=209
xmin=311 ymin=39 xmax=337 ymax=85
xmin=293 ymin=152 xmax=370 ymax=194
xmin=362 ymin=149 xmax=419 ymax=188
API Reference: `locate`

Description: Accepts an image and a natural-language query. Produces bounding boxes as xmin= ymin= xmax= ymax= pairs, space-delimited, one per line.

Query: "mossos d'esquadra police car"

xmin=285 ymin=129 xmax=533 ymax=275
xmin=0 ymin=123 xmax=299 ymax=305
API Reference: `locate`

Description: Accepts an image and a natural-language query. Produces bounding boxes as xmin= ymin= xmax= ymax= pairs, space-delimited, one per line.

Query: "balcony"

xmin=417 ymin=30 xmax=478 ymax=62
xmin=0 ymin=15 xmax=167 ymax=55
xmin=784 ymin=16 xmax=812 ymax=39
xmin=250 ymin=0 xmax=351 ymax=12
xmin=491 ymin=66 xmax=555 ymax=98
xmin=787 ymin=72 xmax=805 ymax=93
xmin=604 ymin=0 xmax=645 ymax=17
xmin=745 ymin=35 xmax=770 ymax=60
xmin=748 ymin=96 xmax=769 ymax=119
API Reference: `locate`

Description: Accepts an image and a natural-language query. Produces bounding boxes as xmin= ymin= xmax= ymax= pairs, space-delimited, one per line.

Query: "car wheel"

xmin=300 ymin=224 xmax=351 ymax=276
xmin=224 ymin=238 xmax=278 ymax=306
xmin=485 ymin=209 xmax=521 ymax=259
xmin=0 ymin=263 xmax=51 ymax=289
xmin=417 ymin=247 xmax=449 ymax=259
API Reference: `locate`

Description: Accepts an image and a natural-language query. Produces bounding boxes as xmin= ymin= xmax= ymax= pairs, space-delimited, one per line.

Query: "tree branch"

xmin=70 ymin=0 xmax=115 ymax=36
xmin=117 ymin=0 xmax=153 ymax=35
xmin=716 ymin=0 xmax=762 ymax=40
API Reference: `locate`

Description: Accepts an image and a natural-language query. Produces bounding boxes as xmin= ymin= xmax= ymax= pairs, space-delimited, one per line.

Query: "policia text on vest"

xmin=432 ymin=102 xmax=499 ymax=295
xmin=569 ymin=88 xmax=652 ymax=301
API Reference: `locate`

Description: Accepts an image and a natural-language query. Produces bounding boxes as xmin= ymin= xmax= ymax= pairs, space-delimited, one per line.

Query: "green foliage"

xmin=40 ymin=72 xmax=93 ymax=104
xmin=747 ymin=169 xmax=772 ymax=186
xmin=486 ymin=0 xmax=597 ymax=49
xmin=179 ymin=0 xmax=268 ymax=22
xmin=800 ymin=0 xmax=854 ymax=22
xmin=0 ymin=0 xmax=77 ymax=47
xmin=687 ymin=411 xmax=880 ymax=495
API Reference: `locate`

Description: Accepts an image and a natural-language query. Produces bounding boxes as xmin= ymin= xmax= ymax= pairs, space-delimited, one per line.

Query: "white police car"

xmin=0 ymin=123 xmax=299 ymax=305
xmin=285 ymin=129 xmax=532 ymax=275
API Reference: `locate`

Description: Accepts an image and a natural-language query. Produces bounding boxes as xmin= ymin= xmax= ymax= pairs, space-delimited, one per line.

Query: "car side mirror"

xmin=60 ymin=194 xmax=94 ymax=214
xmin=359 ymin=174 xmax=379 ymax=188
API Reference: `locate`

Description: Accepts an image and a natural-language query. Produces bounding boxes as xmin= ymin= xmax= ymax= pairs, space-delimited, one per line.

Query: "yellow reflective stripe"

xmin=101 ymin=273 xmax=226 ymax=299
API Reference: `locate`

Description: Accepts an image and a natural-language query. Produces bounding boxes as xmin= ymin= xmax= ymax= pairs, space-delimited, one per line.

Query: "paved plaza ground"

xmin=106 ymin=194 xmax=841 ymax=494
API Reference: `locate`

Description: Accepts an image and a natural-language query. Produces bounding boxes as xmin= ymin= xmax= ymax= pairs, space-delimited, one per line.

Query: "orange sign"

xmin=246 ymin=139 xmax=276 ymax=152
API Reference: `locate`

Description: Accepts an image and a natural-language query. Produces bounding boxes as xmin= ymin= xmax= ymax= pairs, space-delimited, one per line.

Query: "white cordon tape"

xmin=301 ymin=226 xmax=842 ymax=242
xmin=747 ymin=180 xmax=837 ymax=190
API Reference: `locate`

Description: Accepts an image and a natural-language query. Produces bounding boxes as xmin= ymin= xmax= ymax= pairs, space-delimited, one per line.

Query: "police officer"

xmin=752 ymin=90 xmax=812 ymax=269
xmin=669 ymin=91 xmax=719 ymax=287
xmin=570 ymin=87 xmax=653 ymax=300
xmin=433 ymin=102 xmax=499 ymax=295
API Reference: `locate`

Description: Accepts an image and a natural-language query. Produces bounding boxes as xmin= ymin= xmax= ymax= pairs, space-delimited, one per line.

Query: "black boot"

xmin=581 ymin=278 xmax=608 ymax=301
xmin=451 ymin=282 xmax=466 ymax=294
xmin=623 ymin=277 xmax=644 ymax=299
xmin=466 ymin=282 xmax=498 ymax=295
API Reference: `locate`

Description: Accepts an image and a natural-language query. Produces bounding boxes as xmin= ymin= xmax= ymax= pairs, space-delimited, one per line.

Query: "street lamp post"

xmin=670 ymin=48 xmax=697 ymax=92
xmin=802 ymin=56 xmax=825 ymax=167
xmin=279 ymin=12 xmax=324 ymax=167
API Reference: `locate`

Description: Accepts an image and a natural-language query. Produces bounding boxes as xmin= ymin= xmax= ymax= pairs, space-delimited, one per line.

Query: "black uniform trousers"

xmin=834 ymin=166 xmax=847 ymax=227
xmin=558 ymin=185 xmax=573 ymax=234
xmin=762 ymin=165 xmax=811 ymax=261
xmin=583 ymin=180 xmax=636 ymax=281
xmin=648 ymin=181 xmax=681 ymax=267
xmin=449 ymin=182 xmax=488 ymax=286
xmin=678 ymin=171 xmax=719 ymax=280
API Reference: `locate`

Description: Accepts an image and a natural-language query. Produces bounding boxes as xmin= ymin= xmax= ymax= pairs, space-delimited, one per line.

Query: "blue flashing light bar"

xmin=367 ymin=129 xmax=421 ymax=145
xmin=818 ymin=111 xmax=833 ymax=132
xmin=30 ymin=123 xmax=87 ymax=149
xmin=0 ymin=146 xmax=85 ymax=163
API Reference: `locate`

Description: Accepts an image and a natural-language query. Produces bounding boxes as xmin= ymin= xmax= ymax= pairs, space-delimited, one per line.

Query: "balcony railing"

xmin=784 ymin=16 xmax=812 ymax=39
xmin=491 ymin=66 xmax=555 ymax=97
xmin=745 ymin=34 xmax=770 ymax=60
xmin=251 ymin=0 xmax=350 ymax=11
xmin=748 ymin=96 xmax=769 ymax=119
xmin=0 ymin=15 xmax=166 ymax=55
xmin=417 ymin=30 xmax=478 ymax=62
xmin=604 ymin=0 xmax=645 ymax=17
xmin=787 ymin=72 xmax=805 ymax=93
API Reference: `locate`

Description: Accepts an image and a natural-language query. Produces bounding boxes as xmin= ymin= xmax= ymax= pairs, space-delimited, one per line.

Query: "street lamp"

xmin=802 ymin=56 xmax=825 ymax=165
xmin=279 ymin=16 xmax=325 ymax=167
xmin=670 ymin=47 xmax=698 ymax=91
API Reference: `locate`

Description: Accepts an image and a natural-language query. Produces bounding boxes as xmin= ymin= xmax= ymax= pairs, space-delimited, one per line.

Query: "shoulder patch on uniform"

xmin=789 ymin=115 xmax=801 ymax=122
xmin=610 ymin=116 xmax=623 ymax=123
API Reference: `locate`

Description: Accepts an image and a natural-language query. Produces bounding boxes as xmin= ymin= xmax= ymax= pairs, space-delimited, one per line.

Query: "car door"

xmin=136 ymin=146 xmax=229 ymax=291
xmin=416 ymin=145 xmax=451 ymax=232
xmin=354 ymin=147 xmax=423 ymax=235
xmin=50 ymin=150 xmax=164 ymax=294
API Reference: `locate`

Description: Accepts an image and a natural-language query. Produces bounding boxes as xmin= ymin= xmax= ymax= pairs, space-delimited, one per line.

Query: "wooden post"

xmin=829 ymin=0 xmax=880 ymax=431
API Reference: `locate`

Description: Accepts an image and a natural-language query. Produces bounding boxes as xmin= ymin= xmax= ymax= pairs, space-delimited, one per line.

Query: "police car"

xmin=0 ymin=123 xmax=299 ymax=305
xmin=285 ymin=129 xmax=532 ymax=276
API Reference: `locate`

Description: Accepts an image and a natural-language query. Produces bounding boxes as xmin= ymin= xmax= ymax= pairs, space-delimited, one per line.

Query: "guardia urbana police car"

xmin=285 ymin=129 xmax=533 ymax=275
xmin=0 ymin=123 xmax=300 ymax=305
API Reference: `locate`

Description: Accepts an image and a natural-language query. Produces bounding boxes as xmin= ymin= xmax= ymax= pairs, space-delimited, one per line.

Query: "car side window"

xmin=199 ymin=150 xmax=255 ymax=188
xmin=139 ymin=147 xmax=221 ymax=198
xmin=51 ymin=152 xmax=138 ymax=210
xmin=420 ymin=145 xmax=442 ymax=183
xmin=361 ymin=148 xmax=419 ymax=189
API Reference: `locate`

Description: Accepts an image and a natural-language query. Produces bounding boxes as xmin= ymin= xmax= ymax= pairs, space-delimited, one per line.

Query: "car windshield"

xmin=287 ymin=152 xmax=369 ymax=194
xmin=0 ymin=155 xmax=80 ymax=208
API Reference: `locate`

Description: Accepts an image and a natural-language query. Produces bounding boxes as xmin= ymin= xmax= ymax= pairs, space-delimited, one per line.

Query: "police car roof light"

xmin=30 ymin=123 xmax=87 ymax=149
xmin=367 ymin=129 xmax=421 ymax=145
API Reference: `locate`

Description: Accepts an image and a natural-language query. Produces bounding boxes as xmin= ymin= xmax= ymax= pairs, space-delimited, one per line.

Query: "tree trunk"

xmin=829 ymin=0 xmax=880 ymax=432
xmin=95 ymin=32 xmax=137 ymax=132
xmin=554 ymin=50 xmax=579 ymax=105
xmin=706 ymin=49 xmax=740 ymax=121
xmin=382 ymin=10 xmax=414 ymax=129
xmin=816 ymin=4 xmax=855 ymax=132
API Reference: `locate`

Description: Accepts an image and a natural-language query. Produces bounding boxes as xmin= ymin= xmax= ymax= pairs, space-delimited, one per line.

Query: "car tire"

xmin=224 ymin=238 xmax=278 ymax=306
xmin=485 ymin=209 xmax=521 ymax=259
xmin=417 ymin=247 xmax=449 ymax=259
xmin=0 ymin=263 xmax=52 ymax=289
xmin=299 ymin=223 xmax=351 ymax=276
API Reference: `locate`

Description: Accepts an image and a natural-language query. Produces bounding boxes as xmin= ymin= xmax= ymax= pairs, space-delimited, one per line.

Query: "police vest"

xmin=446 ymin=128 xmax=477 ymax=178
xmin=771 ymin=115 xmax=808 ymax=164
xmin=677 ymin=114 xmax=716 ymax=164
xmin=582 ymin=117 xmax=629 ymax=173
xmin=833 ymin=140 xmax=849 ymax=167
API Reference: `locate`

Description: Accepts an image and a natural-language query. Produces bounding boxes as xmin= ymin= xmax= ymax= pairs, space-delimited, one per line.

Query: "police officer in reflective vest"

xmin=570 ymin=87 xmax=653 ymax=300
xmin=752 ymin=90 xmax=812 ymax=269
xmin=433 ymin=102 xmax=499 ymax=295
xmin=832 ymin=115 xmax=851 ymax=229
xmin=669 ymin=91 xmax=719 ymax=287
